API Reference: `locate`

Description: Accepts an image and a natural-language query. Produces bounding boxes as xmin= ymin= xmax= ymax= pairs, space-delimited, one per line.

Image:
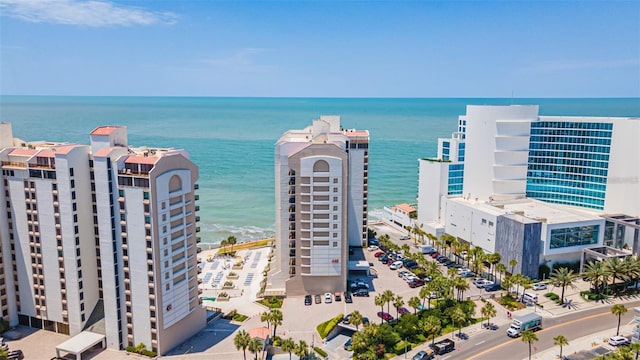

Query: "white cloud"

xmin=0 ymin=0 xmax=177 ymax=27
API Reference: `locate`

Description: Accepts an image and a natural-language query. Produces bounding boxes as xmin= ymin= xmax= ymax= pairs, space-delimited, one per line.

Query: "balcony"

xmin=288 ymin=205 xmax=295 ymax=213
xmin=289 ymin=215 xmax=295 ymax=222
xmin=194 ymin=184 xmax=199 ymax=190
xmin=289 ymin=232 xmax=295 ymax=239
xmin=288 ymin=178 xmax=295 ymax=185
xmin=194 ymin=194 xmax=199 ymax=201
xmin=195 ymin=205 xmax=200 ymax=212
xmin=289 ymin=249 xmax=295 ymax=257
xmin=289 ymin=240 xmax=296 ymax=248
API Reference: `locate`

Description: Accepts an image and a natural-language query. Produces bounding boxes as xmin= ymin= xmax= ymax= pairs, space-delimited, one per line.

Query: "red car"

xmin=431 ymin=252 xmax=440 ymax=259
xmin=374 ymin=251 xmax=385 ymax=257
xmin=377 ymin=311 xmax=394 ymax=321
xmin=397 ymin=307 xmax=410 ymax=316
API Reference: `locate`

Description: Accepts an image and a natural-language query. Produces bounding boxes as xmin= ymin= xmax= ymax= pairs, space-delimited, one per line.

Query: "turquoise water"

xmin=1 ymin=96 xmax=638 ymax=243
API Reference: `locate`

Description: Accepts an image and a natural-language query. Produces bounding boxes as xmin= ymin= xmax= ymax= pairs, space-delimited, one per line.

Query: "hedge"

xmin=314 ymin=347 xmax=328 ymax=357
xmin=316 ymin=314 xmax=344 ymax=339
xmin=393 ymin=340 xmax=411 ymax=355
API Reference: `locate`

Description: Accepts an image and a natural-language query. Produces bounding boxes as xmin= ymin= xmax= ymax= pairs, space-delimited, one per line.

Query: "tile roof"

xmin=90 ymin=126 xmax=122 ymax=136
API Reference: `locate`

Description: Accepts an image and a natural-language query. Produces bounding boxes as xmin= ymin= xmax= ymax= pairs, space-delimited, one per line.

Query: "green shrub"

xmin=580 ymin=290 xmax=606 ymax=301
xmin=498 ymin=295 xmax=526 ymax=311
xmin=314 ymin=347 xmax=328 ymax=357
xmin=551 ymin=261 xmax=580 ymax=274
xmin=393 ymin=340 xmax=411 ymax=355
xmin=545 ymin=292 xmax=559 ymax=301
xmin=258 ymin=297 xmax=283 ymax=309
xmin=316 ymin=314 xmax=344 ymax=339
xmin=126 ymin=343 xmax=156 ymax=358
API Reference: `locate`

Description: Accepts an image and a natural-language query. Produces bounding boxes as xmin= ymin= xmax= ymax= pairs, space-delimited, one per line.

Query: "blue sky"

xmin=1 ymin=0 xmax=638 ymax=97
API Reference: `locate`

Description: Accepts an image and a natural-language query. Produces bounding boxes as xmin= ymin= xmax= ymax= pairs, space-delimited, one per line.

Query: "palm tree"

xmin=442 ymin=233 xmax=455 ymax=257
xmin=270 ymin=309 xmax=283 ymax=338
xmin=280 ymin=337 xmax=296 ymax=360
xmin=630 ymin=341 xmax=640 ymax=360
xmin=393 ymin=295 xmax=405 ymax=319
xmin=502 ymin=276 xmax=514 ymax=296
xmin=488 ymin=253 xmax=502 ymax=281
xmin=248 ymin=338 xmax=263 ymax=360
xmin=382 ymin=289 xmax=395 ymax=319
xmin=481 ymin=302 xmax=496 ymax=328
xmin=426 ymin=233 xmax=437 ymax=246
xmin=418 ymin=286 xmax=430 ymax=309
xmin=260 ymin=311 xmax=272 ymax=335
xmin=584 ymin=260 xmax=607 ymax=295
xmin=350 ymin=310 xmax=364 ymax=331
xmin=521 ymin=330 xmax=539 ymax=360
xmin=612 ymin=304 xmax=628 ymax=336
xmin=550 ymin=267 xmax=578 ymax=304
xmin=374 ymin=294 xmax=385 ymax=324
xmin=554 ymin=335 xmax=569 ymax=359
xmin=408 ymin=296 xmax=421 ymax=315
xmin=234 ymin=330 xmax=251 ymax=360
xmin=495 ymin=263 xmax=506 ymax=284
xmin=227 ymin=235 xmax=237 ymax=253
xmin=294 ymin=340 xmax=308 ymax=360
xmin=450 ymin=305 xmax=467 ymax=338
xmin=424 ymin=316 xmax=442 ymax=346
xmin=453 ymin=276 xmax=469 ymax=301
xmin=509 ymin=258 xmax=518 ymax=275
xmin=606 ymin=257 xmax=628 ymax=294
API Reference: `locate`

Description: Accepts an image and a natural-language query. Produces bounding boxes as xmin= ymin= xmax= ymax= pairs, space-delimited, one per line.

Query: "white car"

xmin=367 ymin=245 xmax=379 ymax=251
xmin=532 ymin=283 xmax=547 ymax=291
xmin=389 ymin=261 xmax=404 ymax=270
xmin=458 ymin=267 xmax=471 ymax=274
xmin=400 ymin=236 xmax=410 ymax=240
xmin=324 ymin=292 xmax=333 ymax=303
xmin=609 ymin=336 xmax=630 ymax=346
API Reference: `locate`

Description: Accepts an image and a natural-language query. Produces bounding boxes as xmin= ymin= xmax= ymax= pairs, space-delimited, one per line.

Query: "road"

xmin=439 ymin=300 xmax=640 ymax=360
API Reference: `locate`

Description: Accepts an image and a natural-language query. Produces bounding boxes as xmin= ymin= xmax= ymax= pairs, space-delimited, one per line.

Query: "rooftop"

xmin=90 ymin=126 xmax=123 ymax=136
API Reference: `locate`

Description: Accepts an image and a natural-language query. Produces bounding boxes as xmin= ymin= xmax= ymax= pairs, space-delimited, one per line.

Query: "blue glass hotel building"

xmin=417 ymin=105 xmax=639 ymax=278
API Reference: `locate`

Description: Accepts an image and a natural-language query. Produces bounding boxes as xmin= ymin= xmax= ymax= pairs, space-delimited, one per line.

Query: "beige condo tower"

xmin=269 ymin=116 xmax=369 ymax=297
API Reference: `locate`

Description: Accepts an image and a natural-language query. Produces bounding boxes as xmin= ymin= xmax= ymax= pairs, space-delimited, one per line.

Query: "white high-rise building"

xmin=269 ymin=116 xmax=369 ymax=296
xmin=417 ymin=106 xmax=640 ymax=278
xmin=0 ymin=123 xmax=205 ymax=355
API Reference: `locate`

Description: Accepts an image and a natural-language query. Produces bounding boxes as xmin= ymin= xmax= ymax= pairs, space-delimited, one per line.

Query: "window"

xmin=69 ymin=168 xmax=74 ymax=177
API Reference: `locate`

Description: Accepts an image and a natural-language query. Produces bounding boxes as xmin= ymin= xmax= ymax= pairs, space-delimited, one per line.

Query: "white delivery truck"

xmin=506 ymin=313 xmax=542 ymax=337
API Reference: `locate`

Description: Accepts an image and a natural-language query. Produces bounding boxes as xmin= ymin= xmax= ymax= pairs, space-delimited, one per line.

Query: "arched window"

xmin=169 ymin=175 xmax=182 ymax=192
xmin=313 ymin=160 xmax=329 ymax=172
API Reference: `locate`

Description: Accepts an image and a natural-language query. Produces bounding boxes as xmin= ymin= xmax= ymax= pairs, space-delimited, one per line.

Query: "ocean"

xmin=0 ymin=96 xmax=638 ymax=244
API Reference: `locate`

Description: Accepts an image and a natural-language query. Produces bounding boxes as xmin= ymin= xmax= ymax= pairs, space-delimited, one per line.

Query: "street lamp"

xmin=404 ymin=337 xmax=408 ymax=359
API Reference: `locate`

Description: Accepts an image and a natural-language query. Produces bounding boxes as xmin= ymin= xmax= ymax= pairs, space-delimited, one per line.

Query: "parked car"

xmin=390 ymin=261 xmax=404 ymax=270
xmin=374 ymin=251 xmax=385 ymax=257
xmin=334 ymin=292 xmax=342 ymax=302
xmin=398 ymin=270 xmax=411 ymax=278
xmin=412 ymin=349 xmax=435 ymax=360
xmin=480 ymin=280 xmax=495 ymax=289
xmin=344 ymin=291 xmax=353 ymax=303
xmin=484 ymin=283 xmax=501 ymax=292
xmin=314 ymin=294 xmax=322 ymax=304
xmin=436 ymin=256 xmax=448 ymax=263
xmin=397 ymin=307 xmax=410 ymax=315
xmin=369 ymin=238 xmax=379 ymax=246
xmin=409 ymin=279 xmax=425 ymax=288
xmin=350 ymin=280 xmax=369 ymax=290
xmin=324 ymin=292 xmax=332 ymax=303
xmin=458 ymin=267 xmax=471 ymax=274
xmin=431 ymin=252 xmax=440 ymax=259
xmin=400 ymin=235 xmax=410 ymax=240
xmin=532 ymin=283 xmax=547 ymax=291
xmin=473 ymin=278 xmax=490 ymax=288
xmin=7 ymin=350 xmax=23 ymax=360
xmin=379 ymin=255 xmax=390 ymax=262
xmin=353 ymin=288 xmax=370 ymax=297
xmin=368 ymin=245 xmax=379 ymax=251
xmin=344 ymin=338 xmax=352 ymax=350
xmin=609 ymin=336 xmax=630 ymax=346
xmin=460 ymin=271 xmax=475 ymax=278
xmin=304 ymin=294 xmax=312 ymax=306
xmin=343 ymin=314 xmax=352 ymax=324
xmin=377 ymin=311 xmax=394 ymax=321
xmin=403 ymin=259 xmax=419 ymax=269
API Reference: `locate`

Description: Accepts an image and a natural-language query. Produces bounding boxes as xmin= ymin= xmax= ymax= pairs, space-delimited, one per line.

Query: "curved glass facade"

xmin=526 ymin=121 xmax=613 ymax=210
